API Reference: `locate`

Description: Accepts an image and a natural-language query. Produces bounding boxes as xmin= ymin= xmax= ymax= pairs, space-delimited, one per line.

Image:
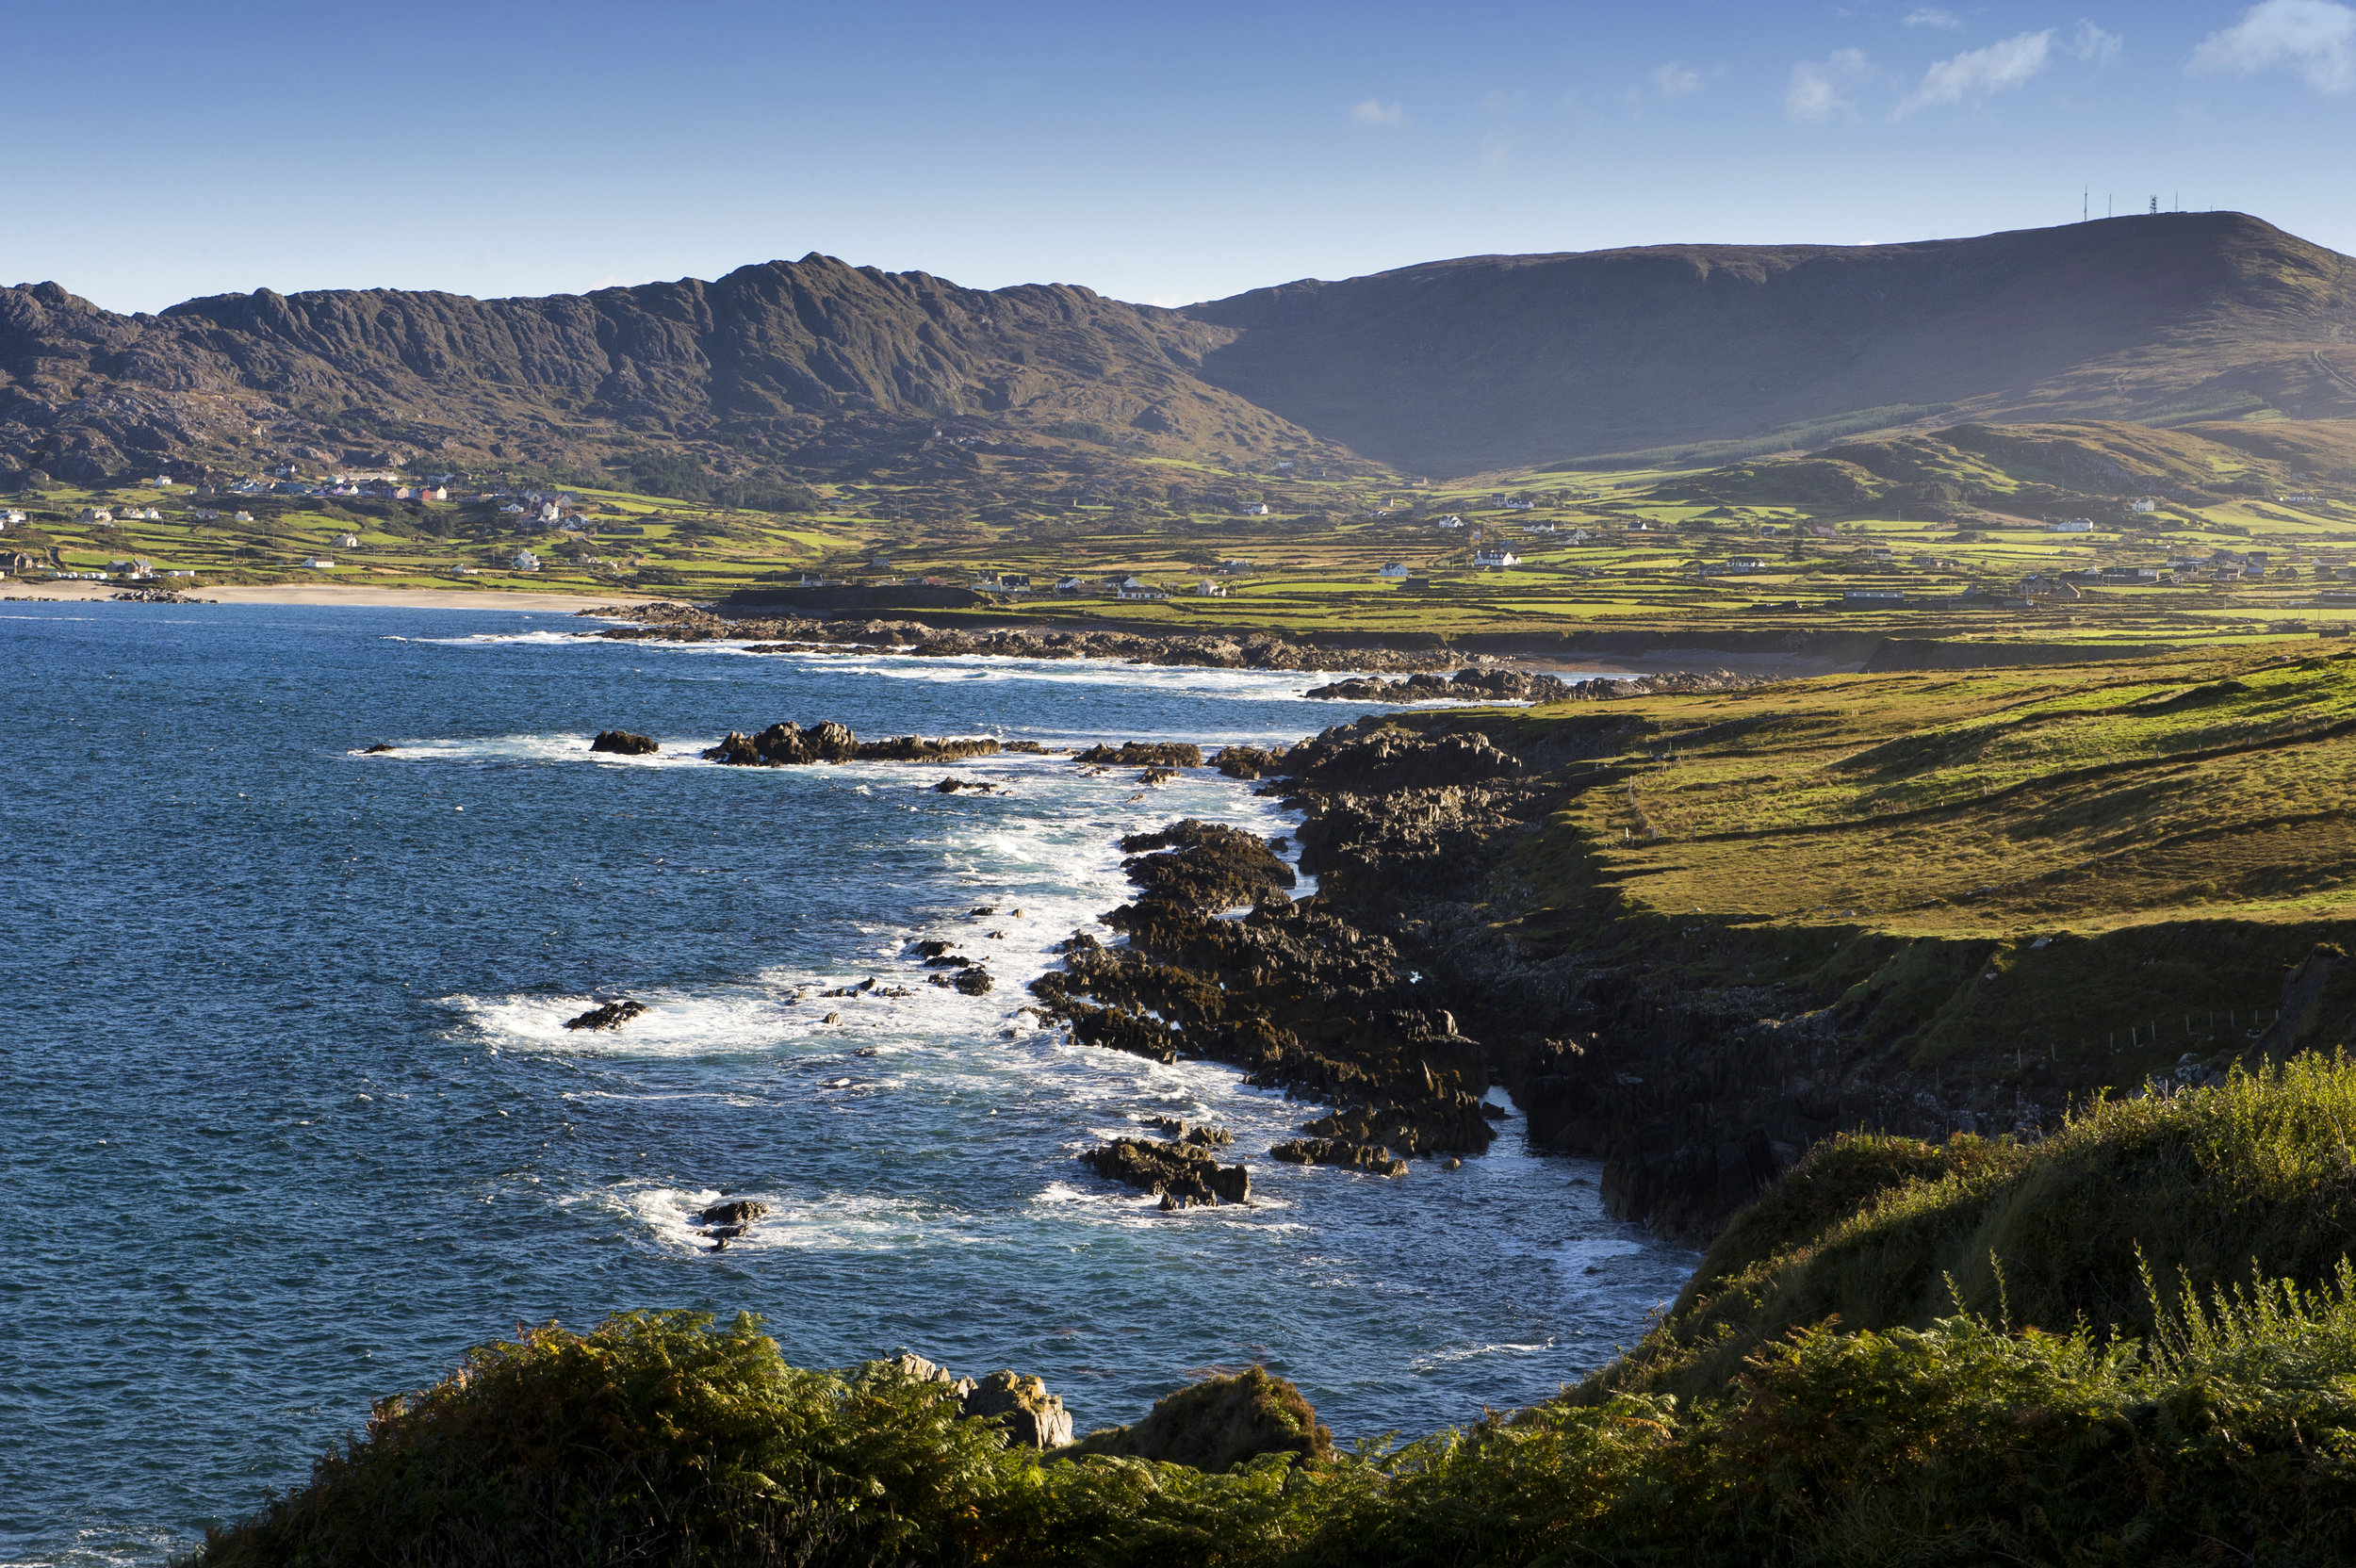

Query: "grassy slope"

xmin=1426 ymin=641 xmax=2356 ymax=1097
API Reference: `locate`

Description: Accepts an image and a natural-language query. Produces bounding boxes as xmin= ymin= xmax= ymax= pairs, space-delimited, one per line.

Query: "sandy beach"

xmin=0 ymin=582 xmax=655 ymax=612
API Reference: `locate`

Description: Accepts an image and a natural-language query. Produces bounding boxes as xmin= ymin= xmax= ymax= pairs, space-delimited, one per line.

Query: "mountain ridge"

xmin=1182 ymin=211 xmax=2356 ymax=475
xmin=3 ymin=213 xmax=2353 ymax=492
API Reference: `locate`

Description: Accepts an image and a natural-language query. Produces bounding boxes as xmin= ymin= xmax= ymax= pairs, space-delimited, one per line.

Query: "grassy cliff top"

xmin=1502 ymin=639 xmax=2356 ymax=943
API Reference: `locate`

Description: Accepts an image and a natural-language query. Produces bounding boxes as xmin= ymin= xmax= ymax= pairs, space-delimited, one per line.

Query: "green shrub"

xmin=195 ymin=1058 xmax=2356 ymax=1566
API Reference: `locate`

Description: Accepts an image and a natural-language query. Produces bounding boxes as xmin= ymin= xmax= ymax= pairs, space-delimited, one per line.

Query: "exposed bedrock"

xmin=590 ymin=728 xmax=660 ymax=755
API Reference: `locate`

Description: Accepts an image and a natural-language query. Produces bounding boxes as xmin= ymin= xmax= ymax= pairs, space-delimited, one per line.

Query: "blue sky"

xmin=4 ymin=0 xmax=2350 ymax=313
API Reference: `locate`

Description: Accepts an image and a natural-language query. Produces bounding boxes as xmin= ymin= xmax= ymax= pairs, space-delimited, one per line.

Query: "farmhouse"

xmin=1472 ymin=548 xmax=1520 ymax=568
xmin=1379 ymin=562 xmax=1411 ymax=578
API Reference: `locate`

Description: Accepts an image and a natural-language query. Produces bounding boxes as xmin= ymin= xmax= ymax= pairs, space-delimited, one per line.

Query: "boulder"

xmin=1065 ymin=1367 xmax=1332 ymax=1470
xmin=962 ymin=1369 xmax=1073 ymax=1448
xmin=564 ymin=998 xmax=647 ymax=1032
xmin=361 ymin=742 xmax=396 ymax=754
xmin=953 ymin=968 xmax=995 ymax=996
xmin=881 ymin=1349 xmax=976 ymax=1400
xmin=591 ymin=729 xmax=659 ymax=756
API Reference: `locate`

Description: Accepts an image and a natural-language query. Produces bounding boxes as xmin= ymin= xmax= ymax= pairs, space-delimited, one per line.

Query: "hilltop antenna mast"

xmin=2083 ymin=186 xmax=2088 ymax=222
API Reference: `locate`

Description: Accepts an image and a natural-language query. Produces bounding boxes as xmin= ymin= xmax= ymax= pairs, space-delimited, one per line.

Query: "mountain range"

xmin=3 ymin=211 xmax=2353 ymax=493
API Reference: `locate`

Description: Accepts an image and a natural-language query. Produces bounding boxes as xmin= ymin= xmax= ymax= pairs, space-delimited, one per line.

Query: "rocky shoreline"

xmin=580 ymin=601 xmax=1470 ymax=674
xmin=1302 ymin=667 xmax=1772 ymax=703
xmin=1015 ymin=704 xmax=2135 ymax=1246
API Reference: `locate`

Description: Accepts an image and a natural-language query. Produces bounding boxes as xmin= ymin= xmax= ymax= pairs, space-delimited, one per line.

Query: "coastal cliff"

xmin=1034 ymin=639 xmax=2356 ymax=1244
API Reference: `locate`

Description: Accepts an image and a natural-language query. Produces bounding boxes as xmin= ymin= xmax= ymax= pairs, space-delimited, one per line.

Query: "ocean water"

xmin=0 ymin=602 xmax=1693 ymax=1565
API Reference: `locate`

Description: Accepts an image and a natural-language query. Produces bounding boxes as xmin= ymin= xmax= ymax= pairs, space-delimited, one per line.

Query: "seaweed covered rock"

xmin=1066 ymin=1367 xmax=1332 ymax=1471
xmin=590 ymin=729 xmax=660 ymax=756
xmin=961 ymin=1369 xmax=1073 ymax=1449
xmin=1075 ymin=741 xmax=1203 ymax=768
xmin=1115 ymin=819 xmax=1296 ymax=913
xmin=1083 ymin=1136 xmax=1250 ymax=1207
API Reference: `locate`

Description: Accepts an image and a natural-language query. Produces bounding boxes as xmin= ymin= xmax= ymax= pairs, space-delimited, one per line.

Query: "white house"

xmin=2130 ymin=498 xmax=2159 ymax=514
xmin=2049 ymin=518 xmax=2096 ymax=533
xmin=1433 ymin=514 xmax=1464 ymax=530
xmin=512 ymin=549 xmax=541 ymax=571
xmin=0 ymin=510 xmax=21 ymax=529
xmin=1219 ymin=558 xmax=1253 ymax=574
xmin=77 ymin=507 xmax=113 ymax=524
xmin=1116 ymin=576 xmax=1167 ymax=600
xmin=1727 ymin=556 xmax=1766 ymax=574
xmin=1473 ymin=548 xmax=1521 ymax=568
xmin=499 ymin=503 xmax=527 ymax=515
xmin=233 ymin=511 xmax=254 ymax=523
xmin=1055 ymin=576 xmax=1090 ymax=594
xmin=1380 ymin=562 xmax=1411 ymax=579
xmin=1239 ymin=502 xmax=1269 ymax=515
xmin=304 ymin=556 xmax=336 ymax=570
xmin=331 ymin=532 xmax=360 ymax=548
xmin=1194 ymin=580 xmax=1228 ymax=596
xmin=536 ymin=502 xmax=562 ymax=523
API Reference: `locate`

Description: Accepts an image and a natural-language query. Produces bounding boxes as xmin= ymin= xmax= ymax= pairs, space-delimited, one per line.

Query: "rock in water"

xmin=1114 ymin=819 xmax=1296 ymax=913
xmin=1073 ymin=741 xmax=1203 ymax=767
xmin=1149 ymin=1116 xmax=1235 ymax=1147
xmin=361 ymin=742 xmax=397 ymax=754
xmin=704 ymin=720 xmax=1003 ymax=766
xmin=1066 ymin=1367 xmax=1332 ymax=1470
xmin=693 ymin=1200 xmax=770 ymax=1227
xmin=1271 ymin=1137 xmax=1409 ymax=1176
xmin=1084 ymin=1136 xmax=1250 ymax=1206
xmin=962 ymin=1369 xmax=1074 ymax=1448
xmin=591 ymin=729 xmax=660 ymax=755
xmin=952 ymin=968 xmax=995 ymax=995
xmin=564 ymin=998 xmax=647 ymax=1032
xmin=1213 ymin=744 xmax=1284 ymax=778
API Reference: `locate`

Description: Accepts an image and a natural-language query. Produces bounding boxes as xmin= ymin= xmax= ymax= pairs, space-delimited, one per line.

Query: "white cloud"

xmin=1481 ymin=129 xmax=1520 ymax=168
xmin=1788 ymin=48 xmax=1873 ymax=120
xmin=1350 ymin=98 xmax=1409 ymax=128
xmin=2070 ymin=19 xmax=2123 ymax=62
xmin=2190 ymin=0 xmax=2356 ymax=91
xmin=1904 ymin=6 xmax=1964 ymax=27
xmin=1650 ymin=60 xmax=1704 ymax=97
xmin=1897 ymin=28 xmax=2053 ymax=114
